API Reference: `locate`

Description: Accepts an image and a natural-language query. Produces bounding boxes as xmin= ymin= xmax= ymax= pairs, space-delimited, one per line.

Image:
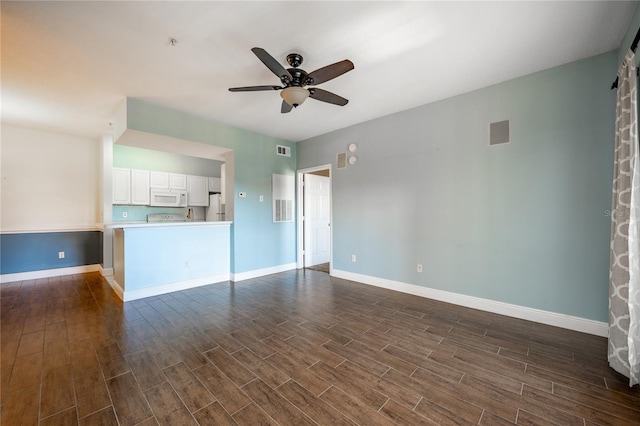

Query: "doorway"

xmin=297 ymin=164 xmax=332 ymax=273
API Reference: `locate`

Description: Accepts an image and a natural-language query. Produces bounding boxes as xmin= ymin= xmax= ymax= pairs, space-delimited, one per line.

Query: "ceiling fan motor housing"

xmin=286 ymin=68 xmax=308 ymax=87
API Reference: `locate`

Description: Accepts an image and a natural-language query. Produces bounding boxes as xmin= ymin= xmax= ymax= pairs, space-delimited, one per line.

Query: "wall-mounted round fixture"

xmin=348 ymin=143 xmax=357 ymax=152
xmin=348 ymin=156 xmax=358 ymax=165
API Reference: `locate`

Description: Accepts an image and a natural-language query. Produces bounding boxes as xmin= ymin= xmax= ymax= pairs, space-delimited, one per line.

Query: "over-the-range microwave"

xmin=150 ymin=188 xmax=188 ymax=207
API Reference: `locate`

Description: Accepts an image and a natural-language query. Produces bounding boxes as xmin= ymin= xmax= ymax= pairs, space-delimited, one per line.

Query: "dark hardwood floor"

xmin=1 ymin=270 xmax=639 ymax=425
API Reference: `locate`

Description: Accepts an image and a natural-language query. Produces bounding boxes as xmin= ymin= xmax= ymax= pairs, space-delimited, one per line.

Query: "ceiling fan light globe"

xmin=281 ymin=87 xmax=309 ymax=107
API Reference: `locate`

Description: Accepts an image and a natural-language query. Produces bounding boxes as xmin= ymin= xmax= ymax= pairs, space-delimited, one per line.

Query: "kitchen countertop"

xmin=106 ymin=221 xmax=232 ymax=229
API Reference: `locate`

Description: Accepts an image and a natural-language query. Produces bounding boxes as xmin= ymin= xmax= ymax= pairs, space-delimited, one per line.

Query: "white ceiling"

xmin=2 ymin=1 xmax=636 ymax=143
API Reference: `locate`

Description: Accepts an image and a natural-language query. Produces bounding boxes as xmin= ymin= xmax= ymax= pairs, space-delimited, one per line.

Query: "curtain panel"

xmin=609 ymin=49 xmax=640 ymax=387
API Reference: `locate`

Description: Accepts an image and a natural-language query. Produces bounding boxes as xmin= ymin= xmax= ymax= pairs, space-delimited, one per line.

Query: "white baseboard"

xmin=115 ymin=261 xmax=298 ymax=301
xmin=101 ymin=267 xmax=114 ymax=277
xmin=0 ymin=264 xmax=102 ymax=283
xmin=105 ymin=276 xmax=124 ymax=300
xmin=232 ymin=263 xmax=296 ymax=282
xmin=117 ymin=273 xmax=230 ymax=302
xmin=331 ymin=269 xmax=608 ymax=337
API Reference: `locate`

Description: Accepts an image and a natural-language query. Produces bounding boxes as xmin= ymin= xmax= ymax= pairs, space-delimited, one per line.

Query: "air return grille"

xmin=337 ymin=152 xmax=347 ymax=169
xmin=272 ymin=174 xmax=294 ymax=223
xmin=276 ymin=145 xmax=291 ymax=157
xmin=489 ymin=120 xmax=510 ymax=146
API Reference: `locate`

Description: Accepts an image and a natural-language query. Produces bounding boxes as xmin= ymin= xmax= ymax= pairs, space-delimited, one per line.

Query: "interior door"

xmin=304 ymin=173 xmax=331 ymax=266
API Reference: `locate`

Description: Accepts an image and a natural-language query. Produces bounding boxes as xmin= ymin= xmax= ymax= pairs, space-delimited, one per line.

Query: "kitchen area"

xmin=107 ymin=143 xmax=233 ymax=301
xmin=112 ymin=166 xmax=227 ymax=223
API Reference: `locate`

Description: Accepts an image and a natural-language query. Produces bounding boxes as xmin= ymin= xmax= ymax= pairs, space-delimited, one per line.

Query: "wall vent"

xmin=489 ymin=120 xmax=510 ymax=146
xmin=276 ymin=145 xmax=291 ymax=157
xmin=272 ymin=174 xmax=294 ymax=223
xmin=337 ymin=152 xmax=347 ymax=169
xmin=274 ymin=199 xmax=293 ymax=222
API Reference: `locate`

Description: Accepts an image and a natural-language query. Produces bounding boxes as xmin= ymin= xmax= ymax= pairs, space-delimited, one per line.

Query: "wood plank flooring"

xmin=1 ymin=270 xmax=639 ymax=425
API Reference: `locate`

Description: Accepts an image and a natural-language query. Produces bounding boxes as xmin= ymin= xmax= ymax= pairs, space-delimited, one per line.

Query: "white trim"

xmin=115 ymin=273 xmax=230 ymax=302
xmin=101 ymin=267 xmax=114 ymax=277
xmin=105 ymin=221 xmax=232 ymax=229
xmin=232 ymin=263 xmax=297 ymax=282
xmin=105 ymin=276 xmax=124 ymax=300
xmin=0 ymin=226 xmax=103 ymax=234
xmin=331 ymin=269 xmax=608 ymax=337
xmin=296 ymin=164 xmax=332 ymax=269
xmin=0 ymin=264 xmax=102 ymax=283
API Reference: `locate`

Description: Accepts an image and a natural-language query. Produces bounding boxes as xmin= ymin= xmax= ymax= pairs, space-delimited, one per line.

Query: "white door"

xmin=304 ymin=173 xmax=330 ymax=266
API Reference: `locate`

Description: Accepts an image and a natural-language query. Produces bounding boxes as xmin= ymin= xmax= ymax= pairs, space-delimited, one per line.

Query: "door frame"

xmin=296 ymin=164 xmax=332 ymax=271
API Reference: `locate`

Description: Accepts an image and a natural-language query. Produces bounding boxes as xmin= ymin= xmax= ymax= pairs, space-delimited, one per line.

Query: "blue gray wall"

xmin=0 ymin=231 xmax=102 ymax=274
xmin=298 ymin=51 xmax=617 ymax=322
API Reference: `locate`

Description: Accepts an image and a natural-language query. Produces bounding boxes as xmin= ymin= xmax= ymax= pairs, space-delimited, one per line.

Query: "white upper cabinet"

xmin=130 ymin=169 xmax=150 ymax=205
xmin=114 ymin=167 xmax=213 ymax=206
xmin=169 ymin=173 xmax=187 ymax=190
xmin=149 ymin=171 xmax=170 ymax=188
xmin=220 ymin=164 xmax=226 ymax=204
xmin=113 ymin=168 xmax=131 ymax=205
xmin=187 ymin=175 xmax=209 ymax=206
xmin=208 ymin=177 xmax=221 ymax=192
xmin=150 ymin=171 xmax=187 ymax=190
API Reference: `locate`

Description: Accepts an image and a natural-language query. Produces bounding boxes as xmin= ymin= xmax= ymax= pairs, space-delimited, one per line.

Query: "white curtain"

xmin=609 ymin=49 xmax=640 ymax=387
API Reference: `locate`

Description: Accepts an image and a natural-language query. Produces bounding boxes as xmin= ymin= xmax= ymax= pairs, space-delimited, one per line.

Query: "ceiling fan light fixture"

xmin=281 ymin=87 xmax=309 ymax=107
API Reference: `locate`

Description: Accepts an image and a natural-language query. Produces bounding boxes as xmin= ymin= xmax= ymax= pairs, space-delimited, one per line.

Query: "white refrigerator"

xmin=206 ymin=194 xmax=225 ymax=221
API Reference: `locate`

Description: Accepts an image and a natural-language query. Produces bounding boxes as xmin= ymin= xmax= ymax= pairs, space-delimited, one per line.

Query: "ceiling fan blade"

xmin=251 ymin=47 xmax=292 ymax=82
xmin=304 ymin=60 xmax=354 ymax=85
xmin=281 ymin=100 xmax=293 ymax=113
xmin=309 ymin=88 xmax=349 ymax=106
xmin=228 ymin=85 xmax=282 ymax=92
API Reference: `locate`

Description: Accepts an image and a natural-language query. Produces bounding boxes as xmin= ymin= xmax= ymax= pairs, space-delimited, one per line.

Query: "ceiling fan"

xmin=229 ymin=47 xmax=354 ymax=113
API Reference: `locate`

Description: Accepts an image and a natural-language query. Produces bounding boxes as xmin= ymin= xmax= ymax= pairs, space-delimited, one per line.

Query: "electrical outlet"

xmin=351 ymin=254 xmax=357 ymax=263
xmin=122 ymin=212 xmax=128 ymax=218
xmin=185 ymin=261 xmax=189 ymax=268
xmin=417 ymin=264 xmax=423 ymax=273
xmin=58 ymin=251 xmax=65 ymax=259
xmin=259 ymin=195 xmax=264 ymax=202
xmin=239 ymin=192 xmax=247 ymax=198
